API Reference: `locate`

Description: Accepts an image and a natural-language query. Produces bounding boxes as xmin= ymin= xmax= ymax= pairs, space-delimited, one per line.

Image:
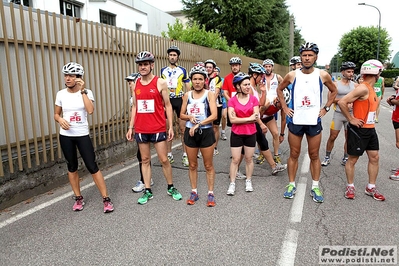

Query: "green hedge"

xmin=382 ymin=68 xmax=399 ymax=79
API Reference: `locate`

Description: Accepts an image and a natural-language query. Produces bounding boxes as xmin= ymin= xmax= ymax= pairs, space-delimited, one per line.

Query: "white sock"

xmin=182 ymin=152 xmax=187 ymax=157
xmin=208 ymin=190 xmax=213 ymax=195
xmin=347 ymin=183 xmax=354 ymax=187
xmin=192 ymin=188 xmax=197 ymax=193
xmin=289 ymin=182 xmax=296 ymax=187
xmin=367 ymin=183 xmax=375 ymax=189
xmin=312 ymin=180 xmax=319 ymax=189
xmin=168 ymin=152 xmax=172 ymax=156
xmin=221 ymin=130 xmax=225 ymax=134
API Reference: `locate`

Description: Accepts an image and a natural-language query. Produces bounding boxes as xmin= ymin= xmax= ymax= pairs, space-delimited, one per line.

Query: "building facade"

xmin=6 ymin=0 xmax=178 ymax=36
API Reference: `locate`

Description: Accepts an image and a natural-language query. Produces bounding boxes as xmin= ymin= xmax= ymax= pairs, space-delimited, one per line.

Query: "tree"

xmin=161 ymin=19 xmax=245 ymax=55
xmin=336 ymin=26 xmax=391 ymax=71
xmin=181 ymin=0 xmax=301 ymax=64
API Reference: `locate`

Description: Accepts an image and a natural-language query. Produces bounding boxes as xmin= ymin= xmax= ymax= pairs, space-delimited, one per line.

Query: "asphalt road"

xmin=0 ymin=88 xmax=398 ymax=266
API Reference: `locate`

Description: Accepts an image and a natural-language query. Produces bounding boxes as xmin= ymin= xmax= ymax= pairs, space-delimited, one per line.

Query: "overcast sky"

xmin=143 ymin=0 xmax=398 ymax=65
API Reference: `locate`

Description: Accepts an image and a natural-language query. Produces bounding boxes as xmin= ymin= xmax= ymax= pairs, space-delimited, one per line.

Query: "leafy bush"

xmin=162 ymin=19 xmax=246 ymax=55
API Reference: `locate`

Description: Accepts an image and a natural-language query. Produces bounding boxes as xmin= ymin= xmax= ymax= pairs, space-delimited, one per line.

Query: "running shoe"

xmin=197 ymin=151 xmax=202 ymax=159
xmin=255 ymin=154 xmax=265 ymax=164
xmin=213 ymin=148 xmax=219 ymax=156
xmin=138 ymin=190 xmax=153 ymax=205
xmin=365 ymin=187 xmax=385 ymax=201
xmin=341 ymin=157 xmax=348 ymax=166
xmin=227 ymin=183 xmax=236 ymax=196
xmin=132 ymin=179 xmax=154 ymax=192
xmin=272 ymin=163 xmax=287 ymax=175
xmin=207 ymin=193 xmax=216 ymax=207
xmin=283 ymin=184 xmax=296 ymax=199
xmin=245 ymin=179 xmax=253 ymax=192
xmin=167 ymin=187 xmax=182 ymax=201
xmin=186 ymin=191 xmax=199 ymax=205
xmin=73 ymin=196 xmax=84 ymax=211
xmin=390 ymin=167 xmax=399 ymax=173
xmin=167 ymin=154 xmax=174 ymax=164
xmin=103 ymin=197 xmax=114 ymax=213
xmin=390 ymin=170 xmax=399 ymax=181
xmin=344 ymin=186 xmax=355 ymax=199
xmin=236 ymin=170 xmax=246 ymax=180
xmin=310 ymin=187 xmax=324 ymax=203
xmin=132 ymin=181 xmax=145 ymax=193
xmin=321 ymin=156 xmax=330 ymax=166
xmin=182 ymin=155 xmax=189 ymax=167
xmin=274 ymin=155 xmax=282 ymax=164
xmin=221 ymin=132 xmax=227 ymax=141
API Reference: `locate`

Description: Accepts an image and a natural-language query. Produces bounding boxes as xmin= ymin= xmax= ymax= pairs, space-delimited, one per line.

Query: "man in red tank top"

xmin=126 ymin=51 xmax=182 ymax=205
xmin=338 ymin=59 xmax=385 ymax=201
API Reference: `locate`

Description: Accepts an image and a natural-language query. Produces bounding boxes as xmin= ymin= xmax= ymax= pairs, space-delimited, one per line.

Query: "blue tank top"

xmin=185 ymin=90 xmax=212 ymax=129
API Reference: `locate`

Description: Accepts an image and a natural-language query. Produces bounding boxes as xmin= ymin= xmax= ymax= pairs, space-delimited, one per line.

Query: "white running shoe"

xmin=227 ymin=183 xmax=236 ymax=196
xmin=245 ymin=179 xmax=253 ymax=192
xmin=236 ymin=170 xmax=246 ymax=180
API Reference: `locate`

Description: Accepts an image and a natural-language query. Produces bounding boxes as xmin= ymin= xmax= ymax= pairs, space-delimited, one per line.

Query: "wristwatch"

xmin=324 ymin=106 xmax=330 ymax=112
xmin=81 ymin=89 xmax=88 ymax=95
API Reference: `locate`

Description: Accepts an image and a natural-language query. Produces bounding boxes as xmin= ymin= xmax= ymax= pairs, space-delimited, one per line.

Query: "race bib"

xmin=137 ymin=99 xmax=155 ymax=113
xmin=187 ymin=103 xmax=205 ymax=117
xmin=366 ymin=111 xmax=376 ymax=124
xmin=65 ymin=110 xmax=85 ymax=125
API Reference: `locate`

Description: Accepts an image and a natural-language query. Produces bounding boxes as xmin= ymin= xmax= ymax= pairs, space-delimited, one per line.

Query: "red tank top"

xmin=134 ymin=76 xmax=166 ymax=133
xmin=352 ymin=82 xmax=378 ymax=129
xmin=392 ymin=90 xmax=399 ymax=123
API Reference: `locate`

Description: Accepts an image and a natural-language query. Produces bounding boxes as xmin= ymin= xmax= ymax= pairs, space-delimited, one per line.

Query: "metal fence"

xmin=0 ymin=2 xmax=288 ymax=178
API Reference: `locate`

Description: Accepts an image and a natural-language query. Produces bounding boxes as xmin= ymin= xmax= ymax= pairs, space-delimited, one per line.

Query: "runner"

xmin=338 ymin=59 xmax=385 ymax=201
xmin=126 ymin=51 xmax=182 ymax=205
xmin=215 ymin=66 xmax=228 ymax=141
xmin=180 ymin=65 xmax=217 ymax=206
xmin=54 ymin=62 xmax=114 ymax=213
xmin=227 ymin=72 xmax=259 ymax=195
xmin=289 ymin=56 xmax=302 ymax=71
xmin=160 ymin=45 xmax=191 ymax=166
xmin=262 ymin=59 xmax=285 ymax=165
xmin=374 ymin=75 xmax=385 ymax=122
xmin=321 ymin=62 xmax=358 ymax=167
xmin=277 ymin=42 xmax=337 ymax=203
xmin=125 ymin=73 xmax=154 ymax=193
xmin=387 ymin=90 xmax=399 ymax=180
xmin=204 ymin=59 xmax=223 ymax=156
xmin=248 ymin=63 xmax=287 ymax=175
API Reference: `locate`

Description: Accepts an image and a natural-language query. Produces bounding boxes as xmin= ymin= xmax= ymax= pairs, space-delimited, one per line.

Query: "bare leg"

xmin=287 ymin=132 xmax=303 ymax=182
xmin=201 ymin=145 xmax=216 ymax=191
xmin=306 ymin=133 xmax=322 ymax=181
xmin=68 ymin=171 xmax=81 ymax=196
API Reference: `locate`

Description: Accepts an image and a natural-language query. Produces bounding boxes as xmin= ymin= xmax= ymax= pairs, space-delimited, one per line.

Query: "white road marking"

xmin=0 ymin=143 xmax=182 ymax=229
xmin=278 ymin=152 xmax=309 ymax=265
xmin=289 ymin=176 xmax=307 ymax=223
xmin=277 ymin=229 xmax=299 ymax=266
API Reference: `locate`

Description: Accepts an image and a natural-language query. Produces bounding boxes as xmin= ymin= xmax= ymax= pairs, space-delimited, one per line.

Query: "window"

xmin=10 ymin=0 xmax=30 ymax=6
xmin=99 ymin=10 xmax=116 ymax=26
xmin=135 ymin=23 xmax=142 ymax=32
xmin=59 ymin=0 xmax=81 ymax=18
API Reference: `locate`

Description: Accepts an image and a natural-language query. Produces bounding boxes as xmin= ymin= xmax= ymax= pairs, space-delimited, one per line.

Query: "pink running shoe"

xmin=73 ymin=196 xmax=84 ymax=211
xmin=103 ymin=197 xmax=114 ymax=213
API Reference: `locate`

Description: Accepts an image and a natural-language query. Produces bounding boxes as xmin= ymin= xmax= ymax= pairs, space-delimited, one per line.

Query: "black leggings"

xmin=255 ymin=123 xmax=270 ymax=151
xmin=59 ymin=135 xmax=99 ymax=174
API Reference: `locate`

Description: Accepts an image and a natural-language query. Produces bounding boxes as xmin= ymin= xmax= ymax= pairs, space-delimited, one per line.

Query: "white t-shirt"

xmin=55 ymin=88 xmax=94 ymax=137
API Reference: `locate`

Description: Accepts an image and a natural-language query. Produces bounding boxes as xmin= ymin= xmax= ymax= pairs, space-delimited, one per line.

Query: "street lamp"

xmin=358 ymin=3 xmax=381 ymax=60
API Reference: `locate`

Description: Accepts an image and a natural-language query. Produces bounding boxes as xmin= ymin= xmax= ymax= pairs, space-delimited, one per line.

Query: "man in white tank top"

xmin=262 ymin=59 xmax=285 ymax=165
xmin=276 ymin=42 xmax=337 ymax=203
